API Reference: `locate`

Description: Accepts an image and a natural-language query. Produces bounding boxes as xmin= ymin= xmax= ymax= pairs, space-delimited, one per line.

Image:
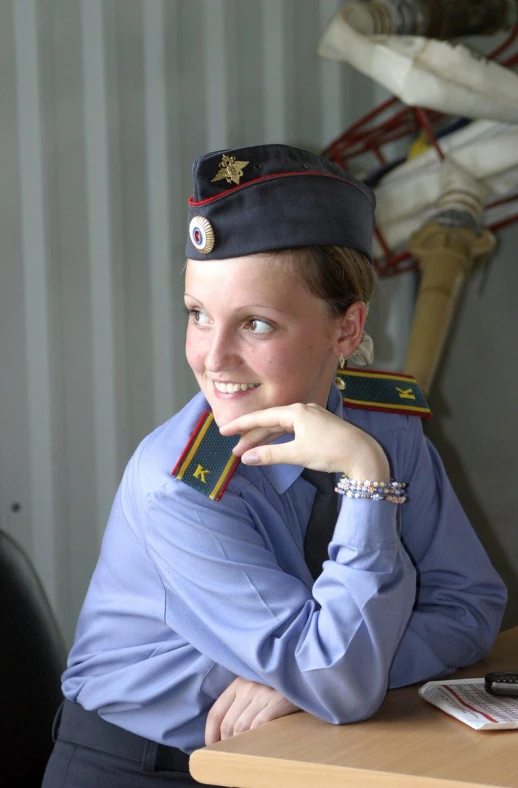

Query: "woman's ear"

xmin=335 ymin=302 xmax=368 ymax=359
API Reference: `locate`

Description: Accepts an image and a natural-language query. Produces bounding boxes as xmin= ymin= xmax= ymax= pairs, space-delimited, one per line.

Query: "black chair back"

xmin=0 ymin=529 xmax=67 ymax=784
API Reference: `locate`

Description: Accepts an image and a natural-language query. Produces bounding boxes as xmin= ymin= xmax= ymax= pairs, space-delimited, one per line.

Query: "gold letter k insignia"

xmin=193 ymin=464 xmax=210 ymax=484
xmin=396 ymin=387 xmax=416 ymax=401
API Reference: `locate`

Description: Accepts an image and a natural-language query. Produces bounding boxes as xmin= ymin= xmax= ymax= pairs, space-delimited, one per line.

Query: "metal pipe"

xmin=404 ymin=221 xmax=495 ymax=395
xmin=342 ymin=0 xmax=516 ymax=38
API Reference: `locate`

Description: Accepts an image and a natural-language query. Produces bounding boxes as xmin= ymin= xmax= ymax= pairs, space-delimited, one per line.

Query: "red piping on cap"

xmin=188 ymin=170 xmax=369 ymax=207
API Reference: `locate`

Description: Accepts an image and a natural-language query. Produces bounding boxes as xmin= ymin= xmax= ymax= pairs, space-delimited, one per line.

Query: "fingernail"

xmin=242 ymin=452 xmax=259 ymax=464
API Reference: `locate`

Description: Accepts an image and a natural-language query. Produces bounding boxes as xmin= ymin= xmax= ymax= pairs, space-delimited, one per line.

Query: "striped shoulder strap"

xmin=172 ymin=411 xmax=239 ymax=501
xmin=337 ymin=368 xmax=431 ymax=418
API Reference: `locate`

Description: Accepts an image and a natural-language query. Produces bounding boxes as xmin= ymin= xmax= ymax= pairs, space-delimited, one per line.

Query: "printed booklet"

xmin=419 ymin=678 xmax=518 ymax=730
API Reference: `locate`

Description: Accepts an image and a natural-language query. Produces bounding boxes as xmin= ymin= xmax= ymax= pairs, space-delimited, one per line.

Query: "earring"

xmin=334 ymin=353 xmax=347 ymax=391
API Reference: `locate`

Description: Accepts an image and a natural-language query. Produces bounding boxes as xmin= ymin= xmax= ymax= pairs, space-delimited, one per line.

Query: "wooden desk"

xmin=190 ymin=627 xmax=518 ymax=788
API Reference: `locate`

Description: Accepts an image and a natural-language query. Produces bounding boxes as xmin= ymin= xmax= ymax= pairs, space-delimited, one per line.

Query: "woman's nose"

xmin=204 ymin=330 xmax=239 ymax=371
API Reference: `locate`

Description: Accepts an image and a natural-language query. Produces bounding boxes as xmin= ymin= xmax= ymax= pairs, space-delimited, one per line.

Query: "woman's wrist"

xmin=345 ymin=463 xmax=390 ymax=483
xmin=342 ymin=443 xmax=390 ymax=482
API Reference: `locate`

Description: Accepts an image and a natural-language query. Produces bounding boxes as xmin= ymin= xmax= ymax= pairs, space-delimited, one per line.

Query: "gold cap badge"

xmin=189 ymin=216 xmax=215 ymax=254
xmin=211 ymin=155 xmax=249 ymax=186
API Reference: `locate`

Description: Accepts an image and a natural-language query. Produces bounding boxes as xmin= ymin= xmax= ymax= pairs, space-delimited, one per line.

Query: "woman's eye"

xmin=186 ymin=308 xmax=210 ymax=325
xmin=247 ymin=318 xmax=272 ymax=334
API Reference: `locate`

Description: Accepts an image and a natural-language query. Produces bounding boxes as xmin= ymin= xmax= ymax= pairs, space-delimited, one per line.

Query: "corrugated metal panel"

xmin=12 ymin=0 xmax=59 ymax=597
xmin=0 ymin=0 xmax=397 ymax=644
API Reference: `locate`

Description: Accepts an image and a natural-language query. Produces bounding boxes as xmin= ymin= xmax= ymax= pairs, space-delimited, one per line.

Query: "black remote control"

xmin=485 ymin=671 xmax=518 ymax=697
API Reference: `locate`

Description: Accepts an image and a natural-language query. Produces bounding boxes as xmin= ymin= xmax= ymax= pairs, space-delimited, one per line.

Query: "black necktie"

xmin=302 ymin=469 xmax=338 ymax=581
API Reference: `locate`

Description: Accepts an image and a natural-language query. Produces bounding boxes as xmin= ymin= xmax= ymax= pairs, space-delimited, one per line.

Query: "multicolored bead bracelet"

xmin=335 ymin=475 xmax=407 ymax=504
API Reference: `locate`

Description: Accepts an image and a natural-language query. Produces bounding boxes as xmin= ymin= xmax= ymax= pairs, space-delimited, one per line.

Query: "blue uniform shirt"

xmin=62 ymin=385 xmax=507 ymax=753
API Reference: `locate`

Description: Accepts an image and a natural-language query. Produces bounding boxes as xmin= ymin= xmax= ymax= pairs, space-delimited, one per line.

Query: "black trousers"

xmin=41 ymin=700 xmax=222 ymax=788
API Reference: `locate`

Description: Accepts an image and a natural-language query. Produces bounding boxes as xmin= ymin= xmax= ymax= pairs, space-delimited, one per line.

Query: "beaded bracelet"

xmin=335 ymin=475 xmax=407 ymax=504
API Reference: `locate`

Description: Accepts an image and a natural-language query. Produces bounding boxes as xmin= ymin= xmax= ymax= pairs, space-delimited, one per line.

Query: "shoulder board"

xmin=337 ymin=368 xmax=431 ymax=418
xmin=172 ymin=411 xmax=239 ymax=500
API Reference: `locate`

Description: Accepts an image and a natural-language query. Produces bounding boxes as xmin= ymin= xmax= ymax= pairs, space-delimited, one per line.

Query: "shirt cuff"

xmin=333 ymin=496 xmax=400 ymax=548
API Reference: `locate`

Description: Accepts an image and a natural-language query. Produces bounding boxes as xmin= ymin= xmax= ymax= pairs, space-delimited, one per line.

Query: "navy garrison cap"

xmin=186 ymin=144 xmax=375 ymax=262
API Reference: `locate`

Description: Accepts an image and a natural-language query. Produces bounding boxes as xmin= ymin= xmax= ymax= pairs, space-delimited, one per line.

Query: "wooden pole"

xmin=404 ymin=221 xmax=495 ymax=395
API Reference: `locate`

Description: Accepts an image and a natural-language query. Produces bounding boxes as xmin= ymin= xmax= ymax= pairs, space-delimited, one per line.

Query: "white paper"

xmin=419 ymin=678 xmax=518 ymax=730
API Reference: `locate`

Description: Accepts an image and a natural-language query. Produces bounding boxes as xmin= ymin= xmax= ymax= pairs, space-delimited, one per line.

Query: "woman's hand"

xmin=220 ymin=403 xmax=390 ymax=481
xmin=205 ymin=677 xmax=300 ymax=745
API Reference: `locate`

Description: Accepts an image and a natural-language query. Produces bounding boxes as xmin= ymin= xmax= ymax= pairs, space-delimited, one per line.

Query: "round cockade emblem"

xmin=189 ymin=216 xmax=215 ymax=254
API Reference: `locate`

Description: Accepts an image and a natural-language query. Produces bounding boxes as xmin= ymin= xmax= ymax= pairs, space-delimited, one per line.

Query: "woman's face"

xmin=185 ymin=254 xmax=351 ymax=426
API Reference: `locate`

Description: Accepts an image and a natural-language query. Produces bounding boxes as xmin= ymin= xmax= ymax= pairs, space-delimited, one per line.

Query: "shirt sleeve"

xmin=388 ymin=416 xmax=507 ymax=688
xmin=141 ymin=475 xmax=416 ymax=724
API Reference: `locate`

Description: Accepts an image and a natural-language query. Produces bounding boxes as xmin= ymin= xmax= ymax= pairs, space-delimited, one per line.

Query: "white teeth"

xmin=214 ymin=381 xmax=258 ymax=393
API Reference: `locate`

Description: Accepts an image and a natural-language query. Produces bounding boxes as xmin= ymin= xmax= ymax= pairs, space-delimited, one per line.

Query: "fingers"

xmin=240 ymin=441 xmax=305 ymax=467
xmin=222 ymin=402 xmax=390 ymax=477
xmin=220 ymin=695 xmax=267 ymax=739
xmin=205 ymin=678 xmax=301 ymax=745
xmin=205 ymin=682 xmax=237 ymax=745
xmin=223 ymin=403 xmax=342 ymax=470
xmin=205 ymin=679 xmax=266 ymax=744
xmin=230 ymin=427 xmax=285 ymax=458
xmin=221 ymin=404 xmax=316 ymax=436
xmin=222 ymin=404 xmax=329 ymax=467
xmin=249 ymin=696 xmax=300 ymax=730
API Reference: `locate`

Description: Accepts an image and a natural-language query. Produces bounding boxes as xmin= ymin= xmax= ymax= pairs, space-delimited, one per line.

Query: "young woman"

xmin=43 ymin=144 xmax=507 ymax=787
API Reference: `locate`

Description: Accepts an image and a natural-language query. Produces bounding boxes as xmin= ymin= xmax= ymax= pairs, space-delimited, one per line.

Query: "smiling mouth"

xmin=213 ymin=381 xmax=260 ymax=393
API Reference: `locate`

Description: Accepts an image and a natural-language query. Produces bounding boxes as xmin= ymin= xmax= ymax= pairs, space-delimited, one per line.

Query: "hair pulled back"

xmin=275 ymin=246 xmax=376 ymax=317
